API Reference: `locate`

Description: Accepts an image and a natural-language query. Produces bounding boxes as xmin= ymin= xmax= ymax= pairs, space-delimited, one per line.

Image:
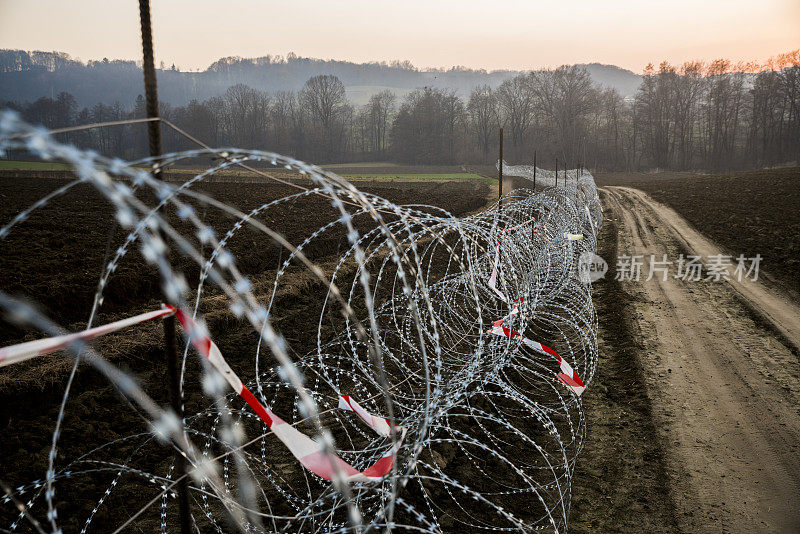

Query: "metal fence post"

xmin=138 ymin=2 xmax=191 ymax=532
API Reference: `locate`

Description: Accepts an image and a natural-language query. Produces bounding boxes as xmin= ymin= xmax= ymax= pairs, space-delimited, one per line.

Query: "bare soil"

xmin=0 ymin=174 xmax=490 ymax=531
xmin=5 ymin=167 xmax=799 ymax=532
xmin=0 ymin=175 xmax=488 ymax=347
xmin=592 ymin=186 xmax=800 ymax=532
xmin=570 ymin=204 xmax=677 ymax=533
xmin=595 ymin=167 xmax=800 ymax=292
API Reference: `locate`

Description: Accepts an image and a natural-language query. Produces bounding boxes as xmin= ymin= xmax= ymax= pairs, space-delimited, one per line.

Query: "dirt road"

xmin=601 ymin=186 xmax=800 ymax=533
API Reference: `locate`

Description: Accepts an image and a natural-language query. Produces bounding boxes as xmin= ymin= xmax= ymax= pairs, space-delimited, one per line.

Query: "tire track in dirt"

xmin=614 ymin=186 xmax=800 ymax=354
xmin=571 ymin=205 xmax=678 ymax=533
xmin=603 ymin=186 xmax=800 ymax=533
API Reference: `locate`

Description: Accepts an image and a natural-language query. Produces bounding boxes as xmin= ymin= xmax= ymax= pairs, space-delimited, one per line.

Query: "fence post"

xmin=533 ymin=149 xmax=537 ymax=190
xmin=498 ymin=128 xmax=503 ymax=211
xmin=138 ymin=2 xmax=191 ymax=532
xmin=555 ymin=157 xmax=558 ymax=187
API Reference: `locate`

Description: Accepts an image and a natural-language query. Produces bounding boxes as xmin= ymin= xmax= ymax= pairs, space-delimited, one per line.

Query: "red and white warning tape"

xmin=488 ymin=219 xmax=583 ymax=302
xmin=0 ymin=307 xmax=174 ymax=367
xmin=485 ymin=220 xmax=586 ymax=397
xmin=488 ymin=218 xmax=536 ymax=303
xmin=487 ymin=320 xmax=585 ymax=396
xmin=168 ymin=306 xmax=406 ymax=482
xmin=0 ymin=305 xmax=405 ymax=483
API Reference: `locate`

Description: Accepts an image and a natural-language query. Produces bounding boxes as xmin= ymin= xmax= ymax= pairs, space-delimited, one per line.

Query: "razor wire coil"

xmin=0 ymin=111 xmax=601 ymax=533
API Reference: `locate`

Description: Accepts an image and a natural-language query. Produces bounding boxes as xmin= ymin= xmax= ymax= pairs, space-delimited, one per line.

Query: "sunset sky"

xmin=0 ymin=0 xmax=798 ymax=73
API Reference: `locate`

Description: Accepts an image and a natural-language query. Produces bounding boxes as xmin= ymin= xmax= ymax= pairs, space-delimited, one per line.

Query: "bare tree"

xmin=220 ymin=84 xmax=270 ymax=148
xmin=269 ymin=91 xmax=296 ymax=155
xmin=467 ymin=85 xmax=499 ymax=160
xmin=634 ymin=63 xmax=674 ymax=168
xmin=496 ymin=74 xmax=534 ymax=156
xmin=300 ymin=74 xmax=348 ymax=160
xmin=365 ymin=90 xmax=396 ymax=156
xmin=530 ymin=66 xmax=595 ymax=164
xmin=672 ymin=61 xmax=703 ymax=168
xmin=391 ymin=87 xmax=466 ymax=164
xmin=703 ymin=60 xmax=746 ymax=170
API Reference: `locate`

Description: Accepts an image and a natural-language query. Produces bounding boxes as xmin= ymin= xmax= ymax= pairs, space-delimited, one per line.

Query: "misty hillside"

xmin=0 ymin=49 xmax=642 ymax=107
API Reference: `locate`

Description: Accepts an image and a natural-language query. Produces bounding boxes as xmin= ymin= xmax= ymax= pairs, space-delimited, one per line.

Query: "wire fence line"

xmin=0 ymin=111 xmax=601 ymax=532
xmin=498 ymin=160 xmax=588 ymax=189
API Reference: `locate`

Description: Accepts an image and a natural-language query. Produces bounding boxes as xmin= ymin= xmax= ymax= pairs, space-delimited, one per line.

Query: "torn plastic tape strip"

xmin=0 ymin=304 xmax=406 ymax=483
xmin=486 ymin=324 xmax=585 ymax=396
xmin=168 ymin=305 xmax=406 ymax=482
xmin=488 ymin=219 xmax=536 ymax=303
xmin=492 ymin=296 xmax=524 ymax=327
xmin=0 ymin=307 xmax=175 ymax=367
xmin=339 ymin=394 xmax=403 ymax=439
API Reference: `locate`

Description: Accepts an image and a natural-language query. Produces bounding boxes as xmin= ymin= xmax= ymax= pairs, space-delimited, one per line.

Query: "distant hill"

xmin=576 ymin=63 xmax=643 ymax=98
xmin=0 ymin=49 xmax=642 ymax=108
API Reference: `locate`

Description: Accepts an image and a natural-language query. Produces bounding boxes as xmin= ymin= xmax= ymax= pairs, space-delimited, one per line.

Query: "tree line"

xmin=3 ymin=50 xmax=798 ymax=171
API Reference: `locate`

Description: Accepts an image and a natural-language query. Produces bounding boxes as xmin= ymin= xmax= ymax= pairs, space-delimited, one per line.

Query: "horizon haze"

xmin=0 ymin=0 xmax=798 ymax=74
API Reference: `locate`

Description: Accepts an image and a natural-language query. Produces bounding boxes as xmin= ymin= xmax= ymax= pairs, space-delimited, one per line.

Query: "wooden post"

xmin=555 ymin=157 xmax=558 ymax=187
xmin=138 ymin=2 xmax=190 ymax=532
xmin=498 ymin=128 xmax=503 ymax=210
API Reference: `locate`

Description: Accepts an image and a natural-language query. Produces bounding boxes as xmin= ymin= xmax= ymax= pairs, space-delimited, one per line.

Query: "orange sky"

xmin=0 ymin=0 xmax=798 ymax=73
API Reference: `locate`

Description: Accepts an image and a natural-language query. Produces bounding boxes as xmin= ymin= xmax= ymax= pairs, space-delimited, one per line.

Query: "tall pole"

xmin=139 ymin=0 xmax=162 ymax=178
xmin=555 ymin=157 xmax=558 ymax=187
xmin=498 ymin=127 xmax=503 ymax=211
xmin=138 ymin=2 xmax=191 ymax=532
xmin=582 ymin=135 xmax=587 ymax=172
xmin=532 ymin=149 xmax=537 ymax=240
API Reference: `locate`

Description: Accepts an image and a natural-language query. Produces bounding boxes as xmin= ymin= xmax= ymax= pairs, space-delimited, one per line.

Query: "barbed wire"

xmin=0 ymin=111 xmax=601 ymax=532
xmin=498 ymin=160 xmax=588 ymax=189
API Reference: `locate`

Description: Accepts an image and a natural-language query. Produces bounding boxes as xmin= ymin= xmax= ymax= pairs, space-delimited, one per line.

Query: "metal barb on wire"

xmin=0 ymin=111 xmax=603 ymax=533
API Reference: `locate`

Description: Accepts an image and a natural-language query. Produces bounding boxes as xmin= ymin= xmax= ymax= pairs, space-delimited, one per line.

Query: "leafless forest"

xmin=4 ymin=51 xmax=799 ymax=170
